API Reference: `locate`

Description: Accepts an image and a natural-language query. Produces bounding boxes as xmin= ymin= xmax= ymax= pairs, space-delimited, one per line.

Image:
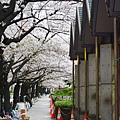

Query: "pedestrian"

xmin=25 ymin=94 xmax=32 ymax=107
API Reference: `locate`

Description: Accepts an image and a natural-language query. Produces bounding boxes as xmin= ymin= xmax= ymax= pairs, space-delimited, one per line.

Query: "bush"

xmin=53 ymin=87 xmax=73 ymax=96
xmin=54 ymin=100 xmax=72 ymax=108
xmin=53 ymin=88 xmax=73 ymax=119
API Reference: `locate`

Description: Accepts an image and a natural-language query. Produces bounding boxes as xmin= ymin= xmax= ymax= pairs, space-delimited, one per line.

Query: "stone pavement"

xmin=26 ymin=95 xmax=52 ymax=120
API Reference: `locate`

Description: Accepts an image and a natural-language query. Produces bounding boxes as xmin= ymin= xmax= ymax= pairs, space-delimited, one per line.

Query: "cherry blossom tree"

xmin=3 ymin=35 xmax=72 ymax=111
xmin=0 ymin=0 xmax=81 ymax=113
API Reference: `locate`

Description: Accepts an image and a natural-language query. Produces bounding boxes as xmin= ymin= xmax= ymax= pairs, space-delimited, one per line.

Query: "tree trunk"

xmin=0 ymin=48 xmax=5 ymax=116
xmin=35 ymin=82 xmax=38 ymax=97
xmin=0 ymin=81 xmax=4 ymax=116
xmin=13 ymin=83 xmax=20 ymax=109
xmin=4 ymin=83 xmax=10 ymax=113
xmin=39 ymin=86 xmax=44 ymax=95
xmin=0 ymin=48 xmax=4 ymax=96
xmin=20 ymin=84 xmax=28 ymax=101
xmin=31 ymin=85 xmax=35 ymax=98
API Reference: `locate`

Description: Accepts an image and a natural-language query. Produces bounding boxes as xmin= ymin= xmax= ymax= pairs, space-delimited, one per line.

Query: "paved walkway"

xmin=26 ymin=95 xmax=52 ymax=120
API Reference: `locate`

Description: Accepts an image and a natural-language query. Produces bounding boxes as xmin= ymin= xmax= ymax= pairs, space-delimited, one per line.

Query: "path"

xmin=27 ymin=95 xmax=52 ymax=120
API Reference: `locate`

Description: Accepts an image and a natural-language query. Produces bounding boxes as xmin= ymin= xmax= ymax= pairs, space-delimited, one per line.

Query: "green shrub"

xmin=55 ymin=100 xmax=72 ymax=108
xmin=53 ymin=87 xmax=73 ymax=96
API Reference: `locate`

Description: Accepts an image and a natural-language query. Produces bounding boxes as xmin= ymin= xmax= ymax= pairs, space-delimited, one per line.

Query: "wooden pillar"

xmin=118 ymin=44 xmax=120 ymax=120
xmin=77 ymin=56 xmax=80 ymax=120
xmin=84 ymin=48 xmax=87 ymax=114
xmin=75 ymin=56 xmax=81 ymax=120
xmin=72 ymin=60 xmax=75 ymax=108
xmin=114 ymin=17 xmax=119 ymax=120
xmin=95 ymin=37 xmax=99 ymax=120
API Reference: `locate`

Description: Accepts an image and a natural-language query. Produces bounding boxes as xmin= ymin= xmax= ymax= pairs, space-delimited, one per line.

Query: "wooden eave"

xmin=90 ymin=0 xmax=113 ymax=36
xmin=74 ymin=7 xmax=94 ymax=60
xmin=81 ymin=0 xmax=95 ymax=48
xmin=69 ymin=22 xmax=77 ymax=60
xmin=106 ymin=0 xmax=120 ymax=17
xmin=74 ymin=7 xmax=84 ymax=57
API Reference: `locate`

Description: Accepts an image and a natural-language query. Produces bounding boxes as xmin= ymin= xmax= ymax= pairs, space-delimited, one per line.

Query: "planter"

xmin=54 ymin=100 xmax=73 ymax=120
xmin=60 ymin=107 xmax=71 ymax=120
xmin=54 ymin=107 xmax=72 ymax=120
